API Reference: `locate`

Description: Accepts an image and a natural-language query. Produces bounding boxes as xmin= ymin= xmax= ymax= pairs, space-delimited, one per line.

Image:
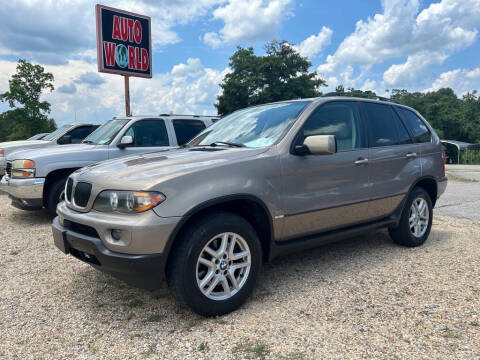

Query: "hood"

xmin=6 ymin=143 xmax=105 ymax=162
xmin=74 ymin=146 xmax=269 ymax=189
xmin=0 ymin=140 xmax=50 ymax=154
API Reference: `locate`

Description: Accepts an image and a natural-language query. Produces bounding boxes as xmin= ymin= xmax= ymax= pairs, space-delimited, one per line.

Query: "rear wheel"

xmin=389 ymin=187 xmax=433 ymax=247
xmin=45 ymin=176 xmax=67 ymax=218
xmin=167 ymin=212 xmax=262 ymax=316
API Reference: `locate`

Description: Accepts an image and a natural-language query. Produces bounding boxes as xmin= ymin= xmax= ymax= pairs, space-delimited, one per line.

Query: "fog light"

xmin=111 ymin=229 xmax=122 ymax=241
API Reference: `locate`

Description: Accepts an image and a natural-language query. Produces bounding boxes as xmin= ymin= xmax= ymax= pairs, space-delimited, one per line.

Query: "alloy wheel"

xmin=409 ymin=197 xmax=429 ymax=238
xmin=196 ymin=232 xmax=251 ymax=301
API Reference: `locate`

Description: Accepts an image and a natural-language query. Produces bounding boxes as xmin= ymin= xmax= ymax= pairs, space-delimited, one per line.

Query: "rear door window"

xmin=395 ymin=107 xmax=432 ymax=143
xmin=392 ymin=110 xmax=412 ymax=145
xmin=172 ymin=120 xmax=206 ymax=145
xmin=363 ymin=102 xmax=406 ymax=147
xmin=66 ymin=126 xmax=98 ymax=144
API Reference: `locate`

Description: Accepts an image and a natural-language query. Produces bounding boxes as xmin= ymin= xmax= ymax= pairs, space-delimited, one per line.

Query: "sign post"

xmin=95 ymin=4 xmax=152 ymax=116
xmin=124 ymin=76 xmax=130 ymax=116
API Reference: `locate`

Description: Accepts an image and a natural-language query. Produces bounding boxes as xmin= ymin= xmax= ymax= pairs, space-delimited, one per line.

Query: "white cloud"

xmin=294 ymin=26 xmax=332 ymax=58
xmin=203 ymin=32 xmax=223 ymax=48
xmin=426 ymin=67 xmax=480 ymax=95
xmin=317 ymin=0 xmax=480 ymax=90
xmin=383 ymin=52 xmax=447 ymax=86
xmin=0 ymin=58 xmax=226 ymax=125
xmin=203 ymin=0 xmax=293 ymax=47
xmin=133 ymin=58 xmax=228 ymax=116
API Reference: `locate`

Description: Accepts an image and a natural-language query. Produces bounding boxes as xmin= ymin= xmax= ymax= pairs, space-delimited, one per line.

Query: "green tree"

xmin=216 ymin=41 xmax=326 ymax=115
xmin=0 ymin=59 xmax=56 ymax=141
xmin=333 ymin=85 xmax=377 ymax=99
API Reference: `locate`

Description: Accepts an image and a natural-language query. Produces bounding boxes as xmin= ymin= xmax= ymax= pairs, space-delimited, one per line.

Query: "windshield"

xmin=190 ymin=101 xmax=310 ymax=148
xmin=43 ymin=125 xmax=71 ymax=141
xmin=82 ymin=119 xmax=130 ymax=145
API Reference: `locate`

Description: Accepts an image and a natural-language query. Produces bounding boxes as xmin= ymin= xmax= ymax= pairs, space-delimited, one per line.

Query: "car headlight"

xmin=93 ymin=190 xmax=166 ymax=213
xmin=11 ymin=159 xmax=35 ymax=178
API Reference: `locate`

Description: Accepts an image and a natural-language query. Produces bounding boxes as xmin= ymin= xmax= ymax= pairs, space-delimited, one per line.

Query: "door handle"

xmin=406 ymin=152 xmax=417 ymax=158
xmin=354 ymin=158 xmax=369 ymax=165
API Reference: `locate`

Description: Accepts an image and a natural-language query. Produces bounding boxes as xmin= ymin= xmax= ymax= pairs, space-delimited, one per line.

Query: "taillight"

xmin=0 ymin=149 xmax=4 ymax=157
xmin=441 ymin=148 xmax=446 ymax=174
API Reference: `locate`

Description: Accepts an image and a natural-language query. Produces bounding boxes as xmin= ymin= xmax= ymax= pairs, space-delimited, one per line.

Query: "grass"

xmin=146 ymin=314 xmax=164 ymax=322
xmin=9 ymin=250 xmax=20 ymax=256
xmin=446 ymin=173 xmax=479 ymax=183
xmin=126 ymin=299 xmax=144 ymax=308
xmin=233 ymin=340 xmax=270 ymax=359
xmin=141 ymin=343 xmax=156 ymax=358
xmin=87 ymin=343 xmax=98 ymax=354
xmin=469 ymin=321 xmax=479 ymax=327
xmin=198 ymin=342 xmax=209 ymax=352
xmin=441 ymin=326 xmax=461 ymax=339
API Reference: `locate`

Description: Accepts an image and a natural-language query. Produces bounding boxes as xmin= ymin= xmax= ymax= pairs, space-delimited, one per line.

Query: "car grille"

xmin=73 ymin=182 xmax=92 ymax=207
xmin=5 ymin=162 xmax=12 ymax=177
xmin=65 ymin=178 xmax=73 ymax=202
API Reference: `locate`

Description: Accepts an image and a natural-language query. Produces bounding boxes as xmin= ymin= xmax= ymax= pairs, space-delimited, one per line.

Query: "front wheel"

xmin=389 ymin=187 xmax=433 ymax=247
xmin=45 ymin=176 xmax=67 ymax=218
xmin=167 ymin=212 xmax=262 ymax=316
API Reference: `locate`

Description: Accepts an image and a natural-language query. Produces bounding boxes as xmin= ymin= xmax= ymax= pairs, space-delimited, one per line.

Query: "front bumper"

xmin=0 ymin=175 xmax=44 ymax=210
xmin=53 ymin=217 xmax=166 ymax=289
xmin=56 ymin=201 xmax=180 ymax=254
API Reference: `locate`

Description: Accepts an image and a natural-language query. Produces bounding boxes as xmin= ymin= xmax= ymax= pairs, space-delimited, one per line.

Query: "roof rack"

xmin=158 ymin=114 xmax=219 ymax=118
xmin=321 ymin=92 xmax=401 ymax=104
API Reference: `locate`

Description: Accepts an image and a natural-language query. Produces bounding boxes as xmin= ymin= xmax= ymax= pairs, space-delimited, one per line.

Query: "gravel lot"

xmin=0 ymin=187 xmax=479 ymax=359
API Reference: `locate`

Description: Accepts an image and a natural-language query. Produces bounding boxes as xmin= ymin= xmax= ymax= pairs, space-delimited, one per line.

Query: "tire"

xmin=45 ymin=176 xmax=67 ymax=218
xmin=167 ymin=211 xmax=262 ymax=317
xmin=389 ymin=186 xmax=433 ymax=247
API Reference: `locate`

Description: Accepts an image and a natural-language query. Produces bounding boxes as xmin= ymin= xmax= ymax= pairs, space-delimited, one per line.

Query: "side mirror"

xmin=57 ymin=135 xmax=72 ymax=145
xmin=295 ymin=135 xmax=336 ymax=155
xmin=117 ymin=135 xmax=133 ymax=148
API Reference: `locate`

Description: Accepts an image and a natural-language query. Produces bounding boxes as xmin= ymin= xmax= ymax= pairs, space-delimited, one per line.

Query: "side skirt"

xmin=269 ymin=210 xmax=402 ymax=261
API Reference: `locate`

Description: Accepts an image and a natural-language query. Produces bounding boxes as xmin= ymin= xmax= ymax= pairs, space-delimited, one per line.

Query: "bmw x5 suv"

xmin=53 ymin=96 xmax=447 ymax=316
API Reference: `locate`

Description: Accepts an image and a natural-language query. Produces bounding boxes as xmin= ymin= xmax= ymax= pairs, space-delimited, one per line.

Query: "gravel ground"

xmin=0 ymin=193 xmax=479 ymax=360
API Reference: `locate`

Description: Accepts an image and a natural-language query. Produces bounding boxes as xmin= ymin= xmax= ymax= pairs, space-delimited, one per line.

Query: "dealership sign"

xmin=96 ymin=4 xmax=152 ymax=78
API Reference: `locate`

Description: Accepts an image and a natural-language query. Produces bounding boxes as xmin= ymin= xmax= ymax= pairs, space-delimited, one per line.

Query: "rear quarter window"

xmin=395 ymin=107 xmax=432 ymax=143
xmin=173 ymin=120 xmax=206 ymax=145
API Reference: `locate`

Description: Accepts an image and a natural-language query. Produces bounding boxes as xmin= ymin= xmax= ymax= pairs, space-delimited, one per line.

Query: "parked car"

xmin=0 ymin=115 xmax=218 ymax=216
xmin=51 ymin=97 xmax=447 ymax=316
xmin=27 ymin=133 xmax=50 ymax=140
xmin=0 ymin=124 xmax=99 ymax=177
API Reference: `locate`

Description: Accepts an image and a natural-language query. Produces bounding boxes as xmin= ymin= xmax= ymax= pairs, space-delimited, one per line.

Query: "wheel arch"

xmin=411 ymin=176 xmax=438 ymax=207
xmin=43 ymin=168 xmax=80 ymax=206
xmin=163 ymin=194 xmax=274 ymax=275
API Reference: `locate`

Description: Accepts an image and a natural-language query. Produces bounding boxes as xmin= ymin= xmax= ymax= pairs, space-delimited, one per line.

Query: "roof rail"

xmin=321 ymin=92 xmax=401 ymax=104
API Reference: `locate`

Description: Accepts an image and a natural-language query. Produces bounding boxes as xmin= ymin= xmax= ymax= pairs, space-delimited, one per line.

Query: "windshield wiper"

xmin=209 ymin=141 xmax=245 ymax=148
xmin=82 ymin=140 xmax=96 ymax=144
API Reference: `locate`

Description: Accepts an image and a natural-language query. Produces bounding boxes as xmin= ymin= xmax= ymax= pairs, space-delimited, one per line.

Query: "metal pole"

xmin=124 ymin=75 xmax=131 ymax=116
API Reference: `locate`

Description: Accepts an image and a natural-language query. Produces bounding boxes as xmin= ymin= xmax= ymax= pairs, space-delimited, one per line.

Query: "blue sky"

xmin=0 ymin=0 xmax=479 ymax=126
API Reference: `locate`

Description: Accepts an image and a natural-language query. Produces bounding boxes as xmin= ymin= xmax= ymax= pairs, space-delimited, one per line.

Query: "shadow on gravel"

xmin=66 ymin=226 xmax=453 ymax=324
xmin=9 ymin=207 xmax=51 ymax=225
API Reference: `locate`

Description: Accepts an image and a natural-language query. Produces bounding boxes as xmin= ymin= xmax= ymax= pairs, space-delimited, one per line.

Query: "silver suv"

xmin=53 ymin=97 xmax=447 ymax=316
xmin=1 ymin=115 xmax=217 ymax=216
xmin=0 ymin=123 xmax=99 ymax=177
